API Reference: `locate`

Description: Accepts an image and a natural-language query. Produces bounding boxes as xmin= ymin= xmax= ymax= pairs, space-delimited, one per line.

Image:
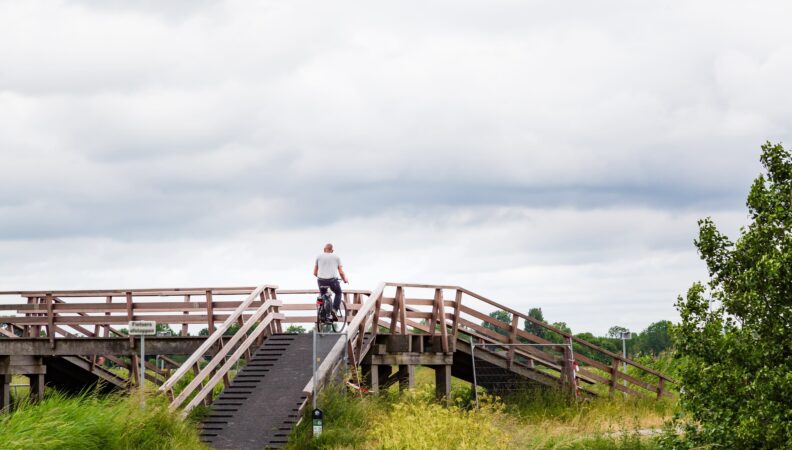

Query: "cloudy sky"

xmin=1 ymin=0 xmax=790 ymax=335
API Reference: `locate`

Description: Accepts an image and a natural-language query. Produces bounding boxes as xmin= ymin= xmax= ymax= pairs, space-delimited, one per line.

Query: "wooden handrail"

xmin=171 ymin=297 xmax=284 ymax=413
xmin=457 ymin=287 xmax=676 ymax=383
xmin=373 ymin=283 xmax=675 ymax=398
xmin=0 ymin=286 xmax=277 ymax=297
xmin=301 ymin=283 xmax=385 ymax=399
xmin=159 ymin=285 xmax=273 ymax=393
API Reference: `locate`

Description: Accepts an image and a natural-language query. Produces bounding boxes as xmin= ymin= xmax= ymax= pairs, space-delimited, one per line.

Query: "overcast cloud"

xmin=1 ymin=0 xmax=790 ymax=334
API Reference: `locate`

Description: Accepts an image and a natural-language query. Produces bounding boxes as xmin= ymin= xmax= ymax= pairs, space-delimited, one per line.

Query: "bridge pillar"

xmin=364 ymin=364 xmax=394 ymax=394
xmin=28 ymin=373 xmax=45 ymax=402
xmin=397 ymin=365 xmax=415 ymax=391
xmin=433 ymin=364 xmax=452 ymax=404
xmin=0 ymin=355 xmax=47 ymax=409
xmin=1 ymin=374 xmax=10 ymax=412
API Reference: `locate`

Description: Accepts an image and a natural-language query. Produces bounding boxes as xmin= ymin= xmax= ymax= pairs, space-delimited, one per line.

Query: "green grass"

xmin=287 ymin=368 xmax=675 ymax=449
xmin=0 ymin=390 xmax=207 ymax=450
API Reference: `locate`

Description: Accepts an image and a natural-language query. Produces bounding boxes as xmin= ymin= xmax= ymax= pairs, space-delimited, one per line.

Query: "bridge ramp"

xmin=200 ymin=333 xmax=341 ymax=449
xmin=44 ymin=356 xmax=127 ymax=394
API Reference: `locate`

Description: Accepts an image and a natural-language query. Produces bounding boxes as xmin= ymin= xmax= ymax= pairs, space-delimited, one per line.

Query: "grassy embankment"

xmin=3 ymin=357 xmax=677 ymax=449
xmin=287 ymin=366 xmax=676 ymax=449
xmin=1 ymin=368 xmax=221 ymax=449
xmin=0 ymin=390 xmax=206 ymax=450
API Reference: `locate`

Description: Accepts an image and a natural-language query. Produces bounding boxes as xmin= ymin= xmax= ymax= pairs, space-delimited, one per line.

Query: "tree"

xmin=524 ymin=307 xmax=546 ymax=339
xmin=198 ymin=327 xmax=209 ymax=336
xmin=482 ymin=309 xmax=511 ymax=336
xmin=632 ymin=320 xmax=672 ymax=356
xmin=546 ymin=321 xmax=571 ymax=344
xmin=674 ymin=142 xmax=791 ymax=448
xmin=606 ymin=325 xmax=628 ymax=339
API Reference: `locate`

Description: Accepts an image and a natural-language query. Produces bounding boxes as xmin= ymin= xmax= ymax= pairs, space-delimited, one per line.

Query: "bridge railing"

xmin=373 ymin=283 xmax=675 ymax=399
xmin=163 ymin=285 xmax=284 ymax=414
xmin=0 ymin=286 xmax=282 ymax=344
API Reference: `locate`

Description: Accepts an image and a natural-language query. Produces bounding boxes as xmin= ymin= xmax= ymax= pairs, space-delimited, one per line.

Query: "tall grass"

xmin=0 ymin=390 xmax=207 ymax=450
xmin=287 ymin=369 xmax=673 ymax=449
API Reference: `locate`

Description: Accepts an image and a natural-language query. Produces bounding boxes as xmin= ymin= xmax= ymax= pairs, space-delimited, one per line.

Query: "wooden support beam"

xmin=371 ymin=354 xmax=454 ymax=366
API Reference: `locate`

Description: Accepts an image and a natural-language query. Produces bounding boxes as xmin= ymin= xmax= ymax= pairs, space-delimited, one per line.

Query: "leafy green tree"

xmin=482 ymin=309 xmax=511 ymax=336
xmin=606 ymin=325 xmax=628 ymax=339
xmin=674 ymin=142 xmax=791 ymax=448
xmin=523 ymin=307 xmax=546 ymax=339
xmin=545 ymin=321 xmax=571 ymax=344
xmin=632 ymin=320 xmax=672 ymax=356
xmin=198 ymin=327 xmax=208 ymax=336
xmin=285 ymin=325 xmax=306 ymax=333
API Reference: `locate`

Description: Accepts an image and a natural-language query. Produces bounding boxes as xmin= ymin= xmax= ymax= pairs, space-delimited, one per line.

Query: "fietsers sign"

xmin=128 ymin=320 xmax=157 ymax=336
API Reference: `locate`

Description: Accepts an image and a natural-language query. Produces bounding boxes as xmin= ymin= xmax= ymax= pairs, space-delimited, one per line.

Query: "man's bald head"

xmin=324 ymin=243 xmax=334 ymax=253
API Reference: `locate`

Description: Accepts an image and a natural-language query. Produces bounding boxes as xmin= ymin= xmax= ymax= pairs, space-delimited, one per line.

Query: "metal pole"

xmin=312 ymin=326 xmax=317 ymax=411
xmin=140 ymin=335 xmax=145 ymax=389
xmin=622 ymin=338 xmax=627 ymax=388
xmin=470 ymin=341 xmax=479 ymax=409
xmin=140 ymin=335 xmax=146 ymax=408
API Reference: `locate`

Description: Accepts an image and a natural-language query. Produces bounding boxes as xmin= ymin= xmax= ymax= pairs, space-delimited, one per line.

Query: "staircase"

xmin=200 ymin=333 xmax=341 ymax=449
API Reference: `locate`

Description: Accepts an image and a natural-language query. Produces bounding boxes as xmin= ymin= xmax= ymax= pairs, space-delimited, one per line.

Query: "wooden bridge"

xmin=0 ymin=283 xmax=675 ymax=448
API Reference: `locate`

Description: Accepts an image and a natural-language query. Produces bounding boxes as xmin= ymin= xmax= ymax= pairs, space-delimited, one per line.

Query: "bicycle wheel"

xmin=331 ymin=301 xmax=347 ymax=333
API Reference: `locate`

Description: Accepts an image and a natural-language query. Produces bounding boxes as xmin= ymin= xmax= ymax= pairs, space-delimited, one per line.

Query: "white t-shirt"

xmin=316 ymin=253 xmax=342 ymax=279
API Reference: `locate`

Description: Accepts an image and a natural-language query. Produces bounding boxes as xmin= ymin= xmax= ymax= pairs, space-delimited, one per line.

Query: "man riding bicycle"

xmin=313 ymin=243 xmax=348 ymax=319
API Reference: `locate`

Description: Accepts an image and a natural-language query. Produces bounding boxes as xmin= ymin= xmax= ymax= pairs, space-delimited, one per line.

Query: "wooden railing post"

xmin=609 ymin=357 xmax=620 ymax=396
xmin=104 ymin=296 xmax=112 ymax=337
xmin=389 ymin=286 xmax=402 ymax=333
xmin=255 ymin=289 xmax=268 ymax=348
xmin=206 ymin=290 xmax=215 ymax=335
xmin=507 ymin=314 xmax=519 ymax=369
xmin=435 ymin=289 xmax=449 ymax=352
xmin=451 ymin=290 xmax=462 ymax=340
xmin=398 ymin=287 xmax=407 ymax=334
xmin=563 ymin=336 xmax=576 ymax=395
xmin=45 ymin=293 xmax=54 ymax=348
xmin=181 ymin=295 xmax=190 ymax=336
xmin=430 ymin=289 xmax=439 ymax=336
xmin=125 ymin=292 xmax=133 ymax=346
xmin=372 ymin=292 xmax=382 ymax=337
xmin=273 ymin=288 xmax=282 ymax=334
xmin=356 ymin=293 xmax=365 ymax=360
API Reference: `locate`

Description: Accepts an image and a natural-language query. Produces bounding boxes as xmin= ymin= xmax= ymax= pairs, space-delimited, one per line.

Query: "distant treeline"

xmin=483 ymin=308 xmax=672 ymax=364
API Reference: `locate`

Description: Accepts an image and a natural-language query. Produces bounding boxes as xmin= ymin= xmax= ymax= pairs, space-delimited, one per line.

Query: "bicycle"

xmin=316 ymin=285 xmax=347 ymax=333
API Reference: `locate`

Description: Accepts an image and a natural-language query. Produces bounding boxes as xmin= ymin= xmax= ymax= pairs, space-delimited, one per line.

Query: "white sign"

xmin=128 ymin=320 xmax=157 ymax=336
